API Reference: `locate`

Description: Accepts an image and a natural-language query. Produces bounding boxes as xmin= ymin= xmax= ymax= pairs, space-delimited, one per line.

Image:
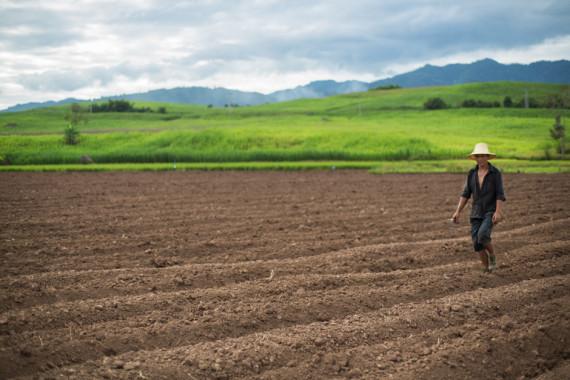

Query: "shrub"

xmin=91 ymin=100 xmax=156 ymax=113
xmin=513 ymin=97 xmax=543 ymax=108
xmin=460 ymin=99 xmax=501 ymax=108
xmin=1 ymin=153 xmax=12 ymax=165
xmin=64 ymin=124 xmax=80 ymax=145
xmin=423 ymin=97 xmax=447 ymax=110
xmin=64 ymin=103 xmax=88 ymax=145
xmin=550 ymin=115 xmax=566 ymax=154
xmin=369 ymin=84 xmax=402 ymax=91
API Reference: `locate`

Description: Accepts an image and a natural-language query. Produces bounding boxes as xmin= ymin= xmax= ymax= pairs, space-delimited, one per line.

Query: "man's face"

xmin=475 ymin=154 xmax=489 ymax=166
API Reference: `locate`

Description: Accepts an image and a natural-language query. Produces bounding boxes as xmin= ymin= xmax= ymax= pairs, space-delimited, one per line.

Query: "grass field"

xmin=0 ymin=81 xmax=567 ymax=171
xmin=1 ymin=159 xmax=569 ymax=173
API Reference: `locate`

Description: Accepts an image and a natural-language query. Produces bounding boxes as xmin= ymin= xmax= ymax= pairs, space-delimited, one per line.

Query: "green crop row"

xmin=0 ymin=108 xmax=559 ymax=165
xmin=1 ymin=160 xmax=569 ymax=173
xmin=0 ymin=82 xmax=567 ymax=168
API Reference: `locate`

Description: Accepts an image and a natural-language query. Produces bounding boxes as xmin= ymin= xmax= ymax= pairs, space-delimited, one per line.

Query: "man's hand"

xmin=453 ymin=197 xmax=468 ymax=225
xmin=492 ymin=212 xmax=501 ymax=225
xmin=452 ymin=212 xmax=460 ymax=224
xmin=493 ymin=199 xmax=503 ymax=225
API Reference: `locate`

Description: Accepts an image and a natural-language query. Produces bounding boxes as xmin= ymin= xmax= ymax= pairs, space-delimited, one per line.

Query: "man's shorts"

xmin=470 ymin=214 xmax=494 ymax=251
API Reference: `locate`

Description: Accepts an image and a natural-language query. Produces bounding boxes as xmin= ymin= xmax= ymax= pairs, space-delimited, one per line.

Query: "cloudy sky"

xmin=1 ymin=0 xmax=569 ymax=110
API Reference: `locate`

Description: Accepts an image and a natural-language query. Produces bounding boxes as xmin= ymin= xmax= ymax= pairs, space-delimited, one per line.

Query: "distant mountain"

xmin=2 ymin=98 xmax=84 ymax=113
xmin=270 ymin=80 xmax=369 ymax=102
xmin=368 ymin=58 xmax=570 ymax=88
xmin=2 ymin=59 xmax=569 ymax=112
xmin=107 ymin=87 xmax=271 ymax=107
xmin=1 ymin=80 xmax=368 ymax=112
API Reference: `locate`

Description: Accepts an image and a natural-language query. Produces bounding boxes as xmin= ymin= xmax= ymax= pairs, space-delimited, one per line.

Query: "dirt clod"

xmin=19 ymin=345 xmax=33 ymax=357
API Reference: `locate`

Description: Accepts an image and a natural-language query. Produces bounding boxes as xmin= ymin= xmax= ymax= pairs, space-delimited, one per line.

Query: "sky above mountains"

xmin=1 ymin=0 xmax=569 ymax=110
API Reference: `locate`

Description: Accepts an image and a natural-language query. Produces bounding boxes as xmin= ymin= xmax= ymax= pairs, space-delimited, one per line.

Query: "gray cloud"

xmin=16 ymin=62 xmax=168 ymax=92
xmin=18 ymin=68 xmax=113 ymax=92
xmin=1 ymin=0 xmax=569 ymax=108
xmin=161 ymin=0 xmax=570 ymax=75
xmin=0 ymin=8 xmax=81 ymax=51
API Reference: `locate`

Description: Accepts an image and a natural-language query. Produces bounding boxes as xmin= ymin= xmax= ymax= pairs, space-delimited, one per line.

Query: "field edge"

xmin=0 ymin=159 xmax=569 ymax=173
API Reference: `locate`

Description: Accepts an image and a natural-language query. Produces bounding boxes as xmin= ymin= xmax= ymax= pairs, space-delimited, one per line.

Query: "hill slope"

xmin=369 ymin=59 xmax=570 ymax=88
xmin=0 ymin=82 xmax=566 ymax=166
xmin=2 ymin=59 xmax=569 ymax=113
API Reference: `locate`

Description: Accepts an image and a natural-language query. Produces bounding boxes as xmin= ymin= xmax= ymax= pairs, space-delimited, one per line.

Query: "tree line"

xmin=90 ymin=100 xmax=166 ymax=114
xmin=423 ymin=95 xmax=564 ymax=110
xmin=62 ymin=100 xmax=165 ymax=145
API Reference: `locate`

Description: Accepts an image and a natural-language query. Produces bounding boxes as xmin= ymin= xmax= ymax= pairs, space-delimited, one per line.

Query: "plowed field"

xmin=1 ymin=171 xmax=569 ymax=379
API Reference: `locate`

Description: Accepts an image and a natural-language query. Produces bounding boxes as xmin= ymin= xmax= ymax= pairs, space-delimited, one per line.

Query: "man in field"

xmin=452 ymin=143 xmax=506 ymax=273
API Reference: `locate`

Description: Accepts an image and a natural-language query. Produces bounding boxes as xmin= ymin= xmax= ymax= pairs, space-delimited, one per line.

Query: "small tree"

xmin=550 ymin=115 xmax=565 ymax=155
xmin=64 ymin=103 xmax=88 ymax=145
xmin=546 ymin=86 xmax=569 ymax=155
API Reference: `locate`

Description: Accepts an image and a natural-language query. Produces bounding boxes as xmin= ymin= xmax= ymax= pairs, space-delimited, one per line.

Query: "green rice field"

xmin=0 ymin=81 xmax=567 ymax=172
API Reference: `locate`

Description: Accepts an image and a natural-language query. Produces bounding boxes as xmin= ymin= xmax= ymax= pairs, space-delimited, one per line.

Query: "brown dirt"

xmin=0 ymin=171 xmax=568 ymax=379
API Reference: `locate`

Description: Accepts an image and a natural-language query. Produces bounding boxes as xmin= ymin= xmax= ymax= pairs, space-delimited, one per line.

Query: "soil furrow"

xmin=0 ymin=240 xmax=570 ymax=324
xmin=15 ymin=275 xmax=567 ymax=380
xmin=1 ymin=224 xmax=567 ymax=313
xmin=1 ymin=171 xmax=568 ymax=379
xmin=1 ymin=241 xmax=568 ymax=378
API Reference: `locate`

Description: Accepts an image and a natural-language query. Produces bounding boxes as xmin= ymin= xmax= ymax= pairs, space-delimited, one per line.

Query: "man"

xmin=452 ymin=143 xmax=506 ymax=273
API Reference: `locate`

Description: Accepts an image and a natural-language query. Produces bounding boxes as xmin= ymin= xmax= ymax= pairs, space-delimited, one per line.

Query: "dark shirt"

xmin=460 ymin=163 xmax=506 ymax=219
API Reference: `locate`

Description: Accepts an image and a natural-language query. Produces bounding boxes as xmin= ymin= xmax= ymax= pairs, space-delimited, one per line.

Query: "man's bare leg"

xmin=483 ymin=242 xmax=495 ymax=258
xmin=483 ymin=242 xmax=497 ymax=270
xmin=478 ymin=249 xmax=489 ymax=270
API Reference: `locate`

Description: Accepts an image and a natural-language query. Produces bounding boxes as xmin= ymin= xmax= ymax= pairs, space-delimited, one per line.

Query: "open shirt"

xmin=460 ymin=163 xmax=506 ymax=219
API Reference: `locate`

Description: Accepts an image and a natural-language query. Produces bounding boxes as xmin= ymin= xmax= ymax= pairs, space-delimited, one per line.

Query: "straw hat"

xmin=467 ymin=143 xmax=497 ymax=160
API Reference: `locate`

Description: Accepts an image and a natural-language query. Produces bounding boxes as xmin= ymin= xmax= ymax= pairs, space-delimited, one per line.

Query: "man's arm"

xmin=493 ymin=169 xmax=505 ymax=225
xmin=493 ymin=199 xmax=503 ymax=224
xmin=452 ymin=197 xmax=469 ymax=224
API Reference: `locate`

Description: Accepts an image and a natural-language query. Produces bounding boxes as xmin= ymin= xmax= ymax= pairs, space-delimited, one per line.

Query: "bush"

xmin=369 ymin=84 xmax=402 ymax=91
xmin=91 ymin=100 xmax=156 ymax=113
xmin=64 ymin=124 xmax=80 ymax=145
xmin=423 ymin=97 xmax=447 ymax=110
xmin=513 ymin=97 xmax=543 ymax=108
xmin=550 ymin=115 xmax=566 ymax=154
xmin=1 ymin=153 xmax=12 ymax=165
xmin=460 ymin=99 xmax=501 ymax=108
xmin=503 ymin=96 xmax=513 ymax=108
xmin=64 ymin=103 xmax=88 ymax=145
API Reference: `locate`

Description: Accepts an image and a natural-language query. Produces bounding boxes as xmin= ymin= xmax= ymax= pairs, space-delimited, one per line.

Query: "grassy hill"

xmin=0 ymin=82 xmax=568 ymax=172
